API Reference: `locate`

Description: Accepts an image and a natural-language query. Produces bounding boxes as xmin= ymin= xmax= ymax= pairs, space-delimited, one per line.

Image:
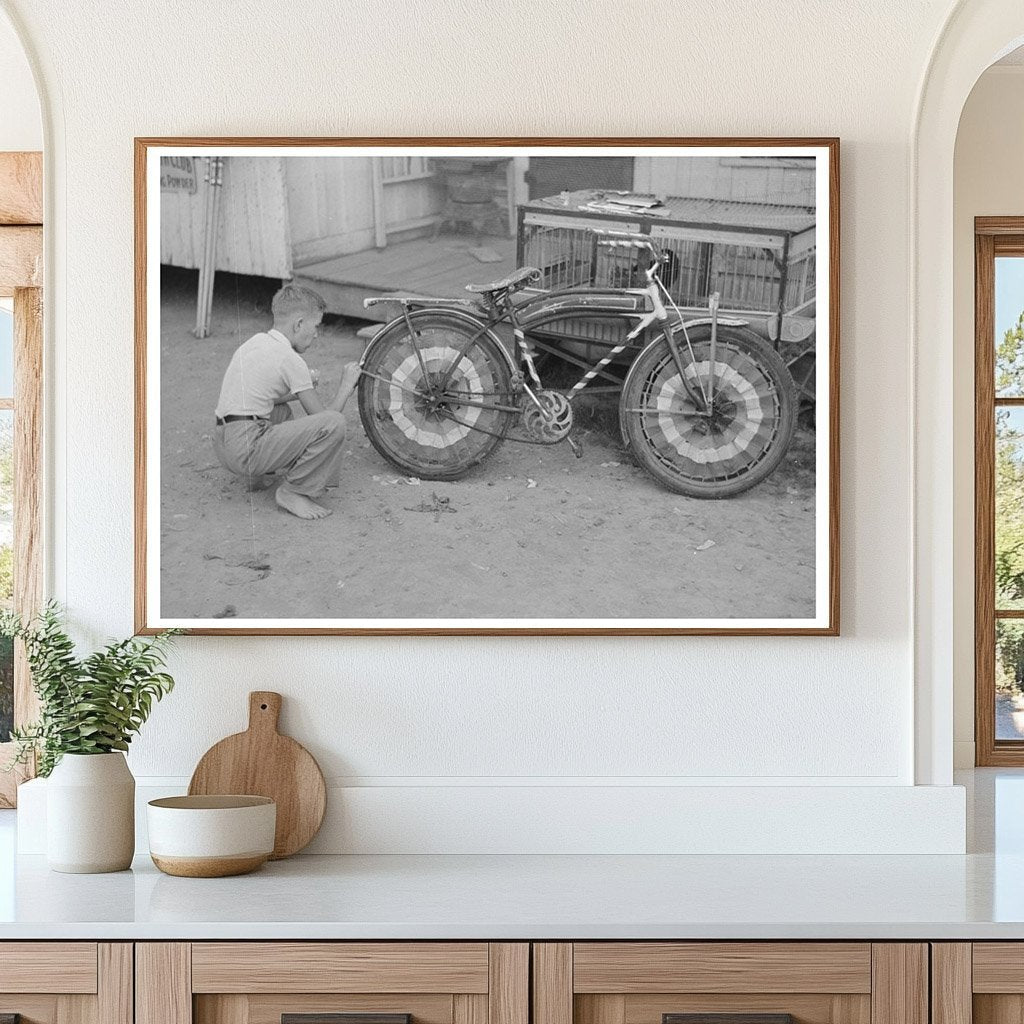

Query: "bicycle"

xmin=357 ymin=231 xmax=797 ymax=498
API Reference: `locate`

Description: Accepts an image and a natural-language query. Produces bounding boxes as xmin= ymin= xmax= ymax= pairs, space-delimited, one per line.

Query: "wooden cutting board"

xmin=188 ymin=691 xmax=326 ymax=859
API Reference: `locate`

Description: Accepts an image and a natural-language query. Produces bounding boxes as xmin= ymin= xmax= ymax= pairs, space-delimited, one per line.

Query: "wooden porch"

xmin=291 ymin=234 xmax=518 ymax=323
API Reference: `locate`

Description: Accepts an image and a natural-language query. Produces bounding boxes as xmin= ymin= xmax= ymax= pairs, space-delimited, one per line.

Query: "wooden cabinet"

xmin=532 ymin=944 xmax=928 ymax=1024
xmin=932 ymin=943 xmax=1024 ymax=1024
xmin=136 ymin=944 xmax=528 ymax=1024
xmin=0 ymin=943 xmax=132 ymax=1024
xmin=924 ymin=943 xmax=1024 ymax=1024
xmin=0 ymin=938 xmax=957 ymax=1024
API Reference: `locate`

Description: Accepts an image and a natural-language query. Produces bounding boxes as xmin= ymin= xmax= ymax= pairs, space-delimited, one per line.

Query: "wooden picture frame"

xmin=135 ymin=137 xmax=839 ymax=636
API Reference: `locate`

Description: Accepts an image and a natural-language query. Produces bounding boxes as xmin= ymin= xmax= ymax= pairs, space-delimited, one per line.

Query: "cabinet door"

xmin=941 ymin=943 xmax=1024 ymax=1024
xmin=0 ymin=943 xmax=131 ymax=1024
xmin=533 ymin=944 xmax=928 ymax=1024
xmin=137 ymin=943 xmax=528 ymax=1024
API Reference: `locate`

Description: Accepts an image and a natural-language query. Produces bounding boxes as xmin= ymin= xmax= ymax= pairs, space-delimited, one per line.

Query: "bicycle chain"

xmin=437 ymin=407 xmax=571 ymax=448
xmin=362 ymin=369 xmax=570 ymax=447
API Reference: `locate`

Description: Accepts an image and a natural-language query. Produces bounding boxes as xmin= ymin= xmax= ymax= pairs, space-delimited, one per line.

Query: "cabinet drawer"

xmin=534 ymin=943 xmax=926 ymax=1024
xmin=572 ymin=944 xmax=872 ymax=994
xmin=139 ymin=943 xmax=529 ymax=1024
xmin=0 ymin=942 xmax=98 ymax=993
xmin=191 ymin=943 xmax=491 ymax=993
xmin=973 ymin=944 xmax=1024 ymax=992
xmin=0 ymin=943 xmax=130 ymax=1024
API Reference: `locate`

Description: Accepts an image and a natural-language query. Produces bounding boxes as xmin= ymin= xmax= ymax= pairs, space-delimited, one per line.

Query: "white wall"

xmin=0 ymin=0 xmax=974 ymax=852
xmin=952 ymin=66 xmax=1024 ymax=767
xmin=0 ymin=8 xmax=39 ymax=151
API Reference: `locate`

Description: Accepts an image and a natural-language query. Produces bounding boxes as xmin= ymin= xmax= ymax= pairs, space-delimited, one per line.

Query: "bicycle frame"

xmin=362 ymin=241 xmax=749 ymax=426
xmin=357 ymin=229 xmax=798 ymax=500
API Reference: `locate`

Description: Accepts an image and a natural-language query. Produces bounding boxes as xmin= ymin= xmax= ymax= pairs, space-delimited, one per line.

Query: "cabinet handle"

xmin=283 ymin=1015 xmax=411 ymax=1024
xmin=664 ymin=1016 xmax=794 ymax=1024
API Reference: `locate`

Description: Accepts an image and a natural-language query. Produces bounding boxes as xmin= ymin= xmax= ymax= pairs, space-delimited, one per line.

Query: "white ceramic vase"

xmin=46 ymin=752 xmax=135 ymax=873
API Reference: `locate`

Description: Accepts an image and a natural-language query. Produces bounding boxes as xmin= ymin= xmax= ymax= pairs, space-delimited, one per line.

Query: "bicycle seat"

xmin=465 ymin=266 xmax=541 ymax=294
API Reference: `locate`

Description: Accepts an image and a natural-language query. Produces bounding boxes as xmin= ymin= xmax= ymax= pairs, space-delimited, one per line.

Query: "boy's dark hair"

xmin=271 ymin=284 xmax=327 ymax=321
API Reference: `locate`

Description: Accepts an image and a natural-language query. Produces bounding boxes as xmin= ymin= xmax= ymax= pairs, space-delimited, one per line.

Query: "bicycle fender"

xmin=619 ymin=324 xmax=718 ymax=453
xmin=674 ymin=316 xmax=748 ymax=331
xmin=358 ymin=307 xmax=518 ymax=378
xmin=364 ymin=295 xmax=479 ymax=311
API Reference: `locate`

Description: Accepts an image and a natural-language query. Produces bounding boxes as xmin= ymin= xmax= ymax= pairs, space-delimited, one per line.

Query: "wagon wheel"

xmin=618 ymin=324 xmax=797 ymax=498
xmin=358 ymin=313 xmax=516 ymax=480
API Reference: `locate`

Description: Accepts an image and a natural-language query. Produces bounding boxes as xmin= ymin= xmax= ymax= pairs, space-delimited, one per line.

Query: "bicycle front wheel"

xmin=358 ymin=312 xmax=516 ymax=480
xmin=619 ymin=324 xmax=797 ymax=498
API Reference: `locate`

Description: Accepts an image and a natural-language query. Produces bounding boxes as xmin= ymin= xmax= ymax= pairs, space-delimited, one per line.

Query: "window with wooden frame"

xmin=0 ymin=151 xmax=43 ymax=806
xmin=975 ymin=217 xmax=1024 ymax=764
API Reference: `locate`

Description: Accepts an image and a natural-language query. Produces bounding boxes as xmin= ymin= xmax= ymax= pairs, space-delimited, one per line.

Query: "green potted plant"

xmin=2 ymin=602 xmax=178 ymax=873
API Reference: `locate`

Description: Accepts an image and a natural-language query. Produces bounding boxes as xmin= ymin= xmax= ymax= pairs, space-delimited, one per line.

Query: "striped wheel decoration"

xmin=359 ymin=316 xmax=515 ymax=480
xmin=387 ymin=345 xmax=483 ymax=449
xmin=651 ymin=353 xmax=776 ymax=477
xmin=620 ymin=327 xmax=796 ymax=498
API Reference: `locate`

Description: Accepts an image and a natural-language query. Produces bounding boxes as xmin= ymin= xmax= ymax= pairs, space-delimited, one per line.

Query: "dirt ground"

xmin=159 ymin=271 xmax=817 ymax=622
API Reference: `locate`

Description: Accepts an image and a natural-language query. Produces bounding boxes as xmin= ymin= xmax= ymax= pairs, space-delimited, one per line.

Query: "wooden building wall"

xmin=159 ymin=157 xmax=292 ymax=278
xmin=285 ymin=156 xmax=375 ymax=266
xmin=634 ymin=156 xmax=816 ymax=206
xmin=285 ymin=155 xmax=440 ymax=266
xmin=159 ymin=155 xmax=443 ymax=279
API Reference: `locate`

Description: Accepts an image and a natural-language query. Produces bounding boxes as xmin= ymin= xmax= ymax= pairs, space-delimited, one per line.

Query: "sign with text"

xmin=159 ymin=156 xmax=198 ymax=194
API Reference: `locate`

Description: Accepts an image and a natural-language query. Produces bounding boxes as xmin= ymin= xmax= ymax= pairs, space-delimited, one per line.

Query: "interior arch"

xmin=913 ymin=0 xmax=1024 ymax=785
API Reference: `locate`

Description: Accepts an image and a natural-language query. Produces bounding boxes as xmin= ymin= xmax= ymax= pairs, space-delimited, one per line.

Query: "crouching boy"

xmin=213 ymin=284 xmax=362 ymax=520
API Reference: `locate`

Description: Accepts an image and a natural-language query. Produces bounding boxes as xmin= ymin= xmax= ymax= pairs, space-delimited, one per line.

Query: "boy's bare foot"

xmin=275 ymin=485 xmax=332 ymax=520
xmin=246 ymin=473 xmax=275 ymax=492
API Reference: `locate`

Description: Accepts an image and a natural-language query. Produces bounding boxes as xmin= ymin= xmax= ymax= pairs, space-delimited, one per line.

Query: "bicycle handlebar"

xmin=592 ymin=229 xmax=671 ymax=279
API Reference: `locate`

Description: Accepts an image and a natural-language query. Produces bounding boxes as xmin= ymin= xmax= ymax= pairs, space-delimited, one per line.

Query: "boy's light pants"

xmin=213 ymin=407 xmax=347 ymax=497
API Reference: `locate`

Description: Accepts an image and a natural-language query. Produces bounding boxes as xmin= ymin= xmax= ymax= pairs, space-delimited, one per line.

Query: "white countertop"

xmin=0 ymin=849 xmax=1023 ymax=940
xmin=2 ymin=769 xmax=1022 ymax=941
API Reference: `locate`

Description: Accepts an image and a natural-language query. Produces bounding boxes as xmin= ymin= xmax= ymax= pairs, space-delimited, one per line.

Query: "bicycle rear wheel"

xmin=619 ymin=324 xmax=797 ymax=498
xmin=358 ymin=312 xmax=516 ymax=480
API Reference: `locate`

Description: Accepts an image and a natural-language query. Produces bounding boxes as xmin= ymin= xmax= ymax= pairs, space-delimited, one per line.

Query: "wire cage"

xmin=516 ymin=191 xmax=819 ymax=401
xmin=526 ymin=223 xmax=816 ymax=310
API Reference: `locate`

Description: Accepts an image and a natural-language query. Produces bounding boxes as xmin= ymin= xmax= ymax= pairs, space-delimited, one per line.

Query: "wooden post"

xmin=0 ymin=285 xmax=46 ymax=804
xmin=0 ymin=150 xmax=42 ymax=807
xmin=0 ymin=153 xmax=42 ymax=225
xmin=13 ymin=286 xmax=43 ymax=725
xmin=505 ymin=159 xmax=517 ymax=237
xmin=371 ymin=157 xmax=386 ymax=249
xmin=0 ymin=226 xmax=42 ymax=293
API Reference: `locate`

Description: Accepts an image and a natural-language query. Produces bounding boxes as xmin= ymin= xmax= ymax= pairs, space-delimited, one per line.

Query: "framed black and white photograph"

xmin=135 ymin=138 xmax=838 ymax=635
